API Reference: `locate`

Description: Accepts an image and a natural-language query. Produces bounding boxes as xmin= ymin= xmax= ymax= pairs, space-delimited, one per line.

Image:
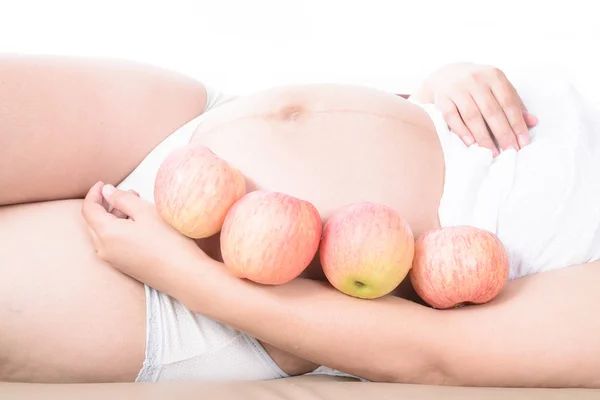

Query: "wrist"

xmin=412 ymin=76 xmax=436 ymax=104
xmin=176 ymin=254 xmax=252 ymax=318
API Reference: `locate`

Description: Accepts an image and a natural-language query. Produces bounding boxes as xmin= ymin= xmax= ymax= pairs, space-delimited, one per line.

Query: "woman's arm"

xmin=174 ymin=256 xmax=600 ymax=388
xmin=84 ymin=182 xmax=600 ymax=388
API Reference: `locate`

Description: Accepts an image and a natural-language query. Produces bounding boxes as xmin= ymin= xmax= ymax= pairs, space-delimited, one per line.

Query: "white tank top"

xmin=411 ymin=78 xmax=600 ymax=280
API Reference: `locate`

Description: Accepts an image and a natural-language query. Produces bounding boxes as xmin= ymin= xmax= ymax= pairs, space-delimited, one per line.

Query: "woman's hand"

xmin=414 ymin=63 xmax=539 ymax=156
xmin=81 ymin=181 xmax=206 ymax=290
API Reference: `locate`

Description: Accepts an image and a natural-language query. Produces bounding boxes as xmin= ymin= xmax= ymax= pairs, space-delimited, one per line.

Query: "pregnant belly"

xmin=191 ymin=84 xmax=445 ymax=270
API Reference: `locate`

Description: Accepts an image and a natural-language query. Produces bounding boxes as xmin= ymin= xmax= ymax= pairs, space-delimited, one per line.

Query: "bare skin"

xmin=0 ymin=55 xmax=206 ymax=382
xmin=191 ymin=83 xmax=445 ymax=374
xmin=0 ymin=57 xmax=444 ymax=382
xmin=0 ymin=200 xmax=146 ymax=382
xmin=0 ymin=55 xmax=207 ymax=205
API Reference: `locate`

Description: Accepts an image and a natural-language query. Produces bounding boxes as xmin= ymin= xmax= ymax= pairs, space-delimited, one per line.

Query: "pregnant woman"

xmin=2 ymin=55 xmax=599 ymax=388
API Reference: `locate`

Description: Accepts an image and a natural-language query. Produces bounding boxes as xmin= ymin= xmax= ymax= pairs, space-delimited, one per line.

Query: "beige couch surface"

xmin=3 ymin=375 xmax=598 ymax=400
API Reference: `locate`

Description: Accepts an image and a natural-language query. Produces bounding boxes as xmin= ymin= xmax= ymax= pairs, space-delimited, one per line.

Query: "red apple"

xmin=154 ymin=144 xmax=246 ymax=239
xmin=220 ymin=190 xmax=322 ymax=285
xmin=410 ymin=226 xmax=510 ymax=309
xmin=320 ymin=202 xmax=415 ymax=299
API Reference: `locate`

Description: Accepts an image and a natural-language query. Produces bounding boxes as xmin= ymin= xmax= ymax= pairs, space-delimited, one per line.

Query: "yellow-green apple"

xmin=220 ymin=190 xmax=322 ymax=285
xmin=154 ymin=144 xmax=246 ymax=239
xmin=410 ymin=225 xmax=510 ymax=309
xmin=319 ymin=202 xmax=415 ymax=299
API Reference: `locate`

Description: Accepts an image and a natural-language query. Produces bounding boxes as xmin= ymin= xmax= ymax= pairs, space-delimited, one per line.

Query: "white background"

xmin=0 ymin=0 xmax=598 ymax=98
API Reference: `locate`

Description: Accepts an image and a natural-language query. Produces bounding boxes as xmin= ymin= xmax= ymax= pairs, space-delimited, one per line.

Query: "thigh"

xmin=0 ymin=55 xmax=207 ymax=205
xmin=0 ymin=201 xmax=146 ymax=383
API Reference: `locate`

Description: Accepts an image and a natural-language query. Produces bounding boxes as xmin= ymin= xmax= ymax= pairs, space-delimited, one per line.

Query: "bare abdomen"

xmin=192 ymin=84 xmax=445 ymax=239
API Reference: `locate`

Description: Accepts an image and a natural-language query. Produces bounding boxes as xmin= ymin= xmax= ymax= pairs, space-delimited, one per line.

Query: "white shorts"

xmin=117 ymin=86 xmax=355 ymax=382
xmin=411 ymin=78 xmax=600 ymax=280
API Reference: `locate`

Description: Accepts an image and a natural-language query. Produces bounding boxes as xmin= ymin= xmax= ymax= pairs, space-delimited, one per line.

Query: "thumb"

xmin=101 ymin=184 xmax=149 ymax=220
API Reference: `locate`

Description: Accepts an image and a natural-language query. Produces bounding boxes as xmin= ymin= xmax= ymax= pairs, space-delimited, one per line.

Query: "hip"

xmin=136 ymin=285 xmax=289 ymax=382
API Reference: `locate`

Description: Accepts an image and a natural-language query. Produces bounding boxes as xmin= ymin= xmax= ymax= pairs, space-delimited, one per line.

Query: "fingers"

xmin=102 ymin=184 xmax=150 ymax=221
xmin=111 ymin=189 xmax=140 ymax=219
xmin=452 ymin=93 xmax=499 ymax=157
xmin=82 ymin=181 xmax=117 ymax=236
xmin=489 ymin=78 xmax=531 ymax=148
xmin=436 ymin=97 xmax=475 ymax=147
xmin=470 ymin=86 xmax=519 ymax=151
xmin=434 ymin=65 xmax=540 ymax=155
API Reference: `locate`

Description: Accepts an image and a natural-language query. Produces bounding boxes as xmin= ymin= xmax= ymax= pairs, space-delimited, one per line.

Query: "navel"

xmin=280 ymin=105 xmax=303 ymax=121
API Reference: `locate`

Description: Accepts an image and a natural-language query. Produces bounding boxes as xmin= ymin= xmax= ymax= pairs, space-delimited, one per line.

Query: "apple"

xmin=220 ymin=190 xmax=322 ymax=285
xmin=410 ymin=225 xmax=510 ymax=309
xmin=319 ymin=202 xmax=415 ymax=299
xmin=154 ymin=144 xmax=246 ymax=239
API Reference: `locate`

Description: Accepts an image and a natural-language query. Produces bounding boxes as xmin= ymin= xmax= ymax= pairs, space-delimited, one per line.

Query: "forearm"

xmin=409 ymin=81 xmax=435 ymax=104
xmin=226 ymin=281 xmax=447 ymax=383
xmin=409 ymin=68 xmax=441 ymax=104
xmin=165 ymin=252 xmax=600 ymax=388
xmin=172 ymin=255 xmax=448 ymax=383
